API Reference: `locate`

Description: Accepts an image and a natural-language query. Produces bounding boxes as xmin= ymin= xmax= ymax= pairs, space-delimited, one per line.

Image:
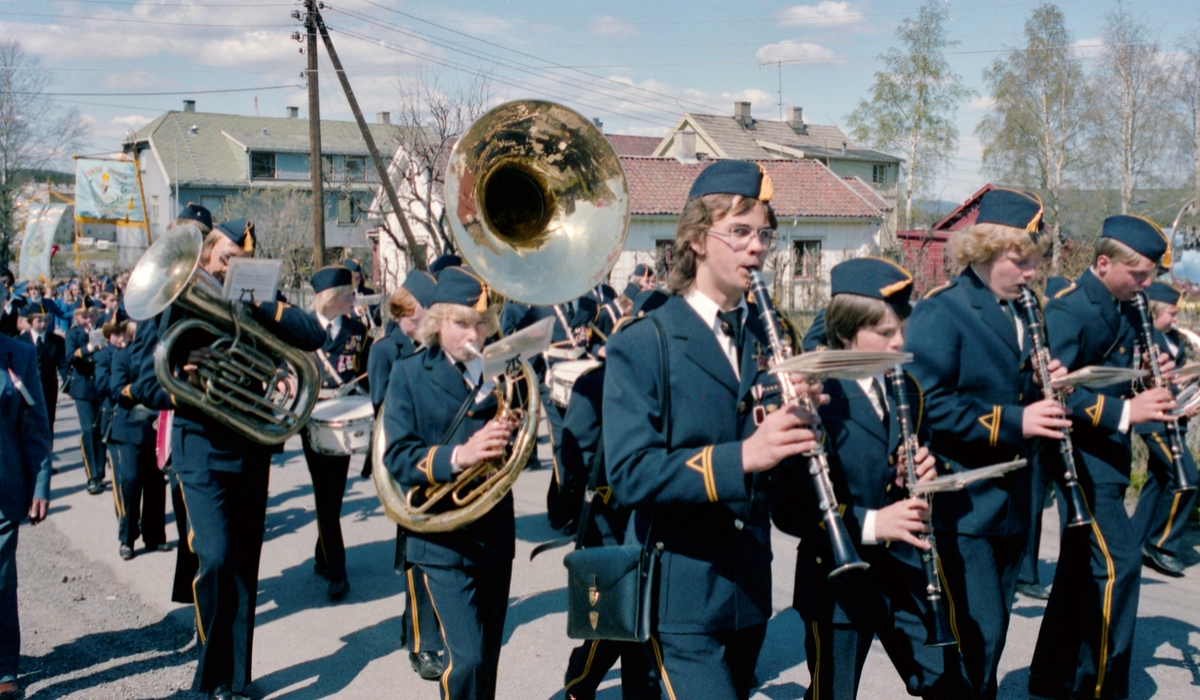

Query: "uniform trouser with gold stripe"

xmin=399 ymin=547 xmax=442 ymax=654
xmin=422 ymin=562 xmax=511 ymax=700
xmin=169 ymin=472 xmax=199 ymax=605
xmin=0 ymin=516 xmax=20 ymax=685
xmin=177 ymin=459 xmax=270 ymax=693
xmin=1131 ymin=434 xmax=1198 ymax=559
xmin=1030 ymin=484 xmax=1141 ymax=700
xmin=935 ymin=532 xmax=1026 ymax=700
xmin=563 ymin=638 xmax=657 ymax=700
xmin=75 ymin=398 xmax=105 ymax=482
xmin=301 ymin=433 xmax=350 ymax=582
xmin=110 ymin=438 xmax=166 ymax=548
xmin=647 ymin=624 xmax=766 ymax=700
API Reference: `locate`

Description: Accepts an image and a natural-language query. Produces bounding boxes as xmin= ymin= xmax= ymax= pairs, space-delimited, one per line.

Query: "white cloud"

xmin=755 ymin=41 xmax=835 ymax=64
xmin=589 ymin=15 xmax=637 ymax=38
xmin=111 ymin=115 xmax=152 ymax=129
xmin=1072 ymin=38 xmax=1104 ymax=60
xmin=777 ymin=2 xmax=864 ymax=28
xmin=966 ymin=96 xmax=995 ymax=113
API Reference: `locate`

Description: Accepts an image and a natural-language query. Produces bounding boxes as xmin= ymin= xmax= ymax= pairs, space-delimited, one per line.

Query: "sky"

xmin=3 ymin=0 xmax=1199 ymax=204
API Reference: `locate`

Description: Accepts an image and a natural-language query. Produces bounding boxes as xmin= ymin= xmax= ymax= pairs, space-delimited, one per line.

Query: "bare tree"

xmin=1087 ymin=3 xmax=1175 ymax=214
xmin=0 ymin=41 xmax=87 ymax=268
xmin=1175 ymin=38 xmax=1200 ymax=200
xmin=217 ymin=188 xmax=314 ymax=291
xmin=380 ymin=73 xmax=491 ymax=266
xmin=977 ymin=3 xmax=1088 ymax=273
xmin=845 ymin=0 xmax=973 ymax=229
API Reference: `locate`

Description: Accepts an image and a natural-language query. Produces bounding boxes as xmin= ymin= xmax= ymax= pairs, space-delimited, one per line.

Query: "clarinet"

xmin=1018 ymin=286 xmax=1094 ymax=527
xmin=889 ymin=365 xmax=955 ymax=647
xmin=1131 ymin=292 xmax=1197 ymax=494
xmin=747 ymin=270 xmax=869 ymax=578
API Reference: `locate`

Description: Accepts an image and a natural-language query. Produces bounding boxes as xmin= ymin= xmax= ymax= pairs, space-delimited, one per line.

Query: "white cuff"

xmin=862 ymin=509 xmax=879 ymax=545
xmin=1119 ymin=400 xmax=1131 ymax=434
xmin=450 ymin=446 xmax=463 ymax=474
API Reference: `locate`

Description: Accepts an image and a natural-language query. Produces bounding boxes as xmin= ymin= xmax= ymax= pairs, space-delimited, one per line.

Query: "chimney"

xmin=733 ymin=101 xmax=752 ymax=126
xmin=592 ymin=117 xmax=603 ymax=131
xmin=673 ymin=129 xmax=698 ymax=163
xmin=287 ymin=106 xmax=299 ymax=118
xmin=841 ymin=141 xmax=847 ymax=155
xmin=787 ymin=106 xmax=804 ymax=127
xmin=183 ymin=99 xmax=195 ymax=113
xmin=377 ymin=111 xmax=390 ymax=124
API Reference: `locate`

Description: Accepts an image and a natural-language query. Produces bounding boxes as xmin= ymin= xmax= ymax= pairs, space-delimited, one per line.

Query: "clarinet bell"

xmin=924 ymin=593 xmax=957 ymax=648
xmin=1063 ymin=480 xmax=1094 ymax=528
xmin=824 ymin=510 xmax=870 ymax=579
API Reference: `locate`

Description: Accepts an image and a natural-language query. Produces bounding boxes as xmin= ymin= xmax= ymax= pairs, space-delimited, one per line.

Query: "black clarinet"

xmin=747 ymin=270 xmax=868 ymax=578
xmin=889 ymin=365 xmax=955 ymax=647
xmin=1018 ymin=286 xmax=1094 ymax=527
xmin=1131 ymin=292 xmax=1197 ymax=494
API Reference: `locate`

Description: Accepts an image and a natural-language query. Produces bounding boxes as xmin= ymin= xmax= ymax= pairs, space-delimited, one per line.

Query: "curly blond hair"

xmin=950 ymin=222 xmax=1049 ymax=267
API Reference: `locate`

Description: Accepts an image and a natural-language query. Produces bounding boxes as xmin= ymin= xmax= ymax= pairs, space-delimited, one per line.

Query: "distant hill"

xmin=10 ymin=168 xmax=73 ymax=185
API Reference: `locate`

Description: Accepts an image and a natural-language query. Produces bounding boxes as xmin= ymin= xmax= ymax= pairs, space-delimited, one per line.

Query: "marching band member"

xmin=366 ymin=271 xmax=445 ymax=680
xmin=1130 ymin=281 xmax=1197 ymax=577
xmin=17 ymin=305 xmax=65 ymax=444
xmin=384 ymin=266 xmax=517 ymax=700
xmin=304 ymin=265 xmax=371 ymax=602
xmin=781 ymin=258 xmax=967 ymax=700
xmin=904 ymin=189 xmax=1069 ymax=700
xmin=604 ymin=160 xmax=823 ymax=700
xmin=1030 ymin=216 xmax=1176 ymax=700
xmin=66 ymin=306 xmax=107 ymax=495
xmin=343 ymin=258 xmax=380 ymax=329
xmin=130 ymin=217 xmax=324 ymax=700
xmin=106 ymin=321 xmax=168 ymax=561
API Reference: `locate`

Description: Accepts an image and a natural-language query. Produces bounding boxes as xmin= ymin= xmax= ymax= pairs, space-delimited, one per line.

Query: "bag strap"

xmin=572 ymin=438 xmax=607 ymax=550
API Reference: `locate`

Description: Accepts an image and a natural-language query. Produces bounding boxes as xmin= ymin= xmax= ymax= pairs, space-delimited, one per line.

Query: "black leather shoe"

xmin=148 ymin=542 xmax=173 ymax=553
xmin=1142 ymin=545 xmax=1185 ymax=576
xmin=86 ymin=479 xmax=104 ymax=495
xmin=327 ymin=578 xmax=350 ymax=601
xmin=211 ymin=684 xmax=254 ymax=700
xmin=1016 ymin=582 xmax=1050 ymax=600
xmin=119 ymin=545 xmax=135 ymax=560
xmin=409 ymin=651 xmax=444 ymax=680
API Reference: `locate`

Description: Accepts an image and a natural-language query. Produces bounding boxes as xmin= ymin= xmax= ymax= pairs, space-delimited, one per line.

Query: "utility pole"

xmin=311 ymin=7 xmax=426 ymax=271
xmin=304 ymin=0 xmax=325 ymax=269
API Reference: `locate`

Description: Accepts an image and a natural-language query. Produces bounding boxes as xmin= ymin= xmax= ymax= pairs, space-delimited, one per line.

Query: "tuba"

xmin=124 ymin=224 xmax=321 ymax=445
xmin=371 ymin=100 xmax=630 ymax=533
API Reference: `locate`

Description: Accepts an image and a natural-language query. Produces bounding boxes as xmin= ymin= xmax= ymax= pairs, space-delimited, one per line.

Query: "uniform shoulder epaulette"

xmin=612 ymin=314 xmax=649 ymax=335
xmin=1053 ymin=282 xmax=1079 ymax=299
xmin=923 ymin=280 xmax=955 ymax=300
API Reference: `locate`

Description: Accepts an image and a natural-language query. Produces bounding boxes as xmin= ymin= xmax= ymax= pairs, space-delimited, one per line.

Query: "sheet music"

xmin=222 ymin=258 xmax=282 ymax=304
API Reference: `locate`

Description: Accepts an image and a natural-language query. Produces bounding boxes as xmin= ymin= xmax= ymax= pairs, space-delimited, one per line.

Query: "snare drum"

xmin=547 ymin=359 xmax=601 ymax=408
xmin=305 ymin=396 xmax=375 ymax=456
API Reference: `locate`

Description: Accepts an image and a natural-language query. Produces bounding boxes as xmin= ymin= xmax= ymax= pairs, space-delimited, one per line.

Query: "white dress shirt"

xmin=684 ymin=287 xmax=747 ymax=380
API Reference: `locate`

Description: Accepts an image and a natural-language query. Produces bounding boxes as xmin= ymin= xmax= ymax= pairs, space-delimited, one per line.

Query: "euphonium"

xmin=123 ymin=224 xmax=321 ymax=445
xmin=371 ymin=99 xmax=629 ymax=533
xmin=889 ymin=365 xmax=955 ymax=647
xmin=748 ymin=269 xmax=869 ymax=578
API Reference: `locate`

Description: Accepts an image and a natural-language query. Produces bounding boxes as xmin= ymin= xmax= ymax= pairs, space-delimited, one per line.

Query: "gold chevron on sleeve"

xmin=417 ymin=446 xmax=439 ymax=485
xmin=1085 ymin=396 xmax=1104 ymax=427
xmin=685 ymin=446 xmax=718 ymax=502
xmin=977 ymin=406 xmax=1002 ymax=447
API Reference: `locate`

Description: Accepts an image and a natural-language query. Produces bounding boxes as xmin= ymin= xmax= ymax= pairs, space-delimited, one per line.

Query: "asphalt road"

xmin=14 ymin=397 xmax=1200 ymax=699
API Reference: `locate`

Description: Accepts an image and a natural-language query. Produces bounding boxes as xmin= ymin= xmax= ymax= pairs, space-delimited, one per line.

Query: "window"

xmin=337 ymin=196 xmax=361 ymax=224
xmin=872 ymin=164 xmax=888 ymax=184
xmin=150 ymin=195 xmax=159 ymax=225
xmin=250 ymin=151 xmax=276 ymax=179
xmin=323 ymin=155 xmax=337 ymax=180
xmin=344 ymin=157 xmax=365 ymax=181
xmin=794 ymin=239 xmax=822 ymax=280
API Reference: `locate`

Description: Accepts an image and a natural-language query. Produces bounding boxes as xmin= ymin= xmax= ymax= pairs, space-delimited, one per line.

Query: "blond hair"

xmin=950 ymin=222 xmax=1049 ymax=267
xmin=1093 ymin=237 xmax=1144 ymax=266
xmin=313 ymin=285 xmax=352 ymax=319
xmin=387 ymin=287 xmax=419 ymax=321
xmin=667 ymin=193 xmax=777 ymax=295
xmin=414 ymin=302 xmax=500 ymax=348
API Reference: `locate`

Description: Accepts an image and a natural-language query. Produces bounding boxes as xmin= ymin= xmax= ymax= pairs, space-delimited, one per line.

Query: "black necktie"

xmin=454 ymin=361 xmax=474 ymax=389
xmin=36 ymin=336 xmax=43 ymax=353
xmin=717 ymin=308 xmax=743 ymax=363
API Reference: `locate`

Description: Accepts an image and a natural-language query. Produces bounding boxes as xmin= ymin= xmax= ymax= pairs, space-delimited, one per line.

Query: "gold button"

xmin=815 ymin=556 xmax=823 ymax=564
xmin=737 ymin=402 xmax=746 ymax=413
xmin=733 ymin=519 xmax=744 ymax=530
xmin=1019 ymin=393 xmax=1024 ymax=401
xmin=1119 ymin=347 xmax=1126 ymax=354
xmin=888 ymin=456 xmax=894 ymax=465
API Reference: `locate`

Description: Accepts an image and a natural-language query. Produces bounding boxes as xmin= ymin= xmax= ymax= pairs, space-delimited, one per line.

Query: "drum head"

xmin=310 ymin=395 xmax=374 ymax=421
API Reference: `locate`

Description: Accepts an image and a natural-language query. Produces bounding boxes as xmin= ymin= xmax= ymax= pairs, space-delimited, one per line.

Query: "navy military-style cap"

xmin=342 ymin=259 xmax=362 ymax=273
xmin=1044 ymin=275 xmax=1072 ymax=299
xmin=101 ymin=279 xmax=116 ymax=294
xmin=429 ymin=254 xmax=462 ymax=275
xmin=431 ymin=266 xmax=489 ymax=312
xmin=631 ymin=289 xmax=669 ymax=317
xmin=975 ymin=188 xmax=1044 ymax=234
xmin=311 ymin=266 xmax=353 ymax=293
xmin=622 ymin=282 xmax=641 ymax=300
xmin=178 ymin=202 xmax=213 ymax=231
xmin=1101 ymin=214 xmax=1170 ymax=265
xmin=1146 ymin=280 xmax=1182 ymax=306
xmin=402 ymin=270 xmax=437 ymax=308
xmin=632 ymin=263 xmax=654 ymax=280
xmin=687 ymin=160 xmax=774 ymax=202
xmin=215 ymin=218 xmax=255 ymax=254
xmin=19 ymin=301 xmax=47 ymax=318
xmin=830 ymin=257 xmax=914 ymax=305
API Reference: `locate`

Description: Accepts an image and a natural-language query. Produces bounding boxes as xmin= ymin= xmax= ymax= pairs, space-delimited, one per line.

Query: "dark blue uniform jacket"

xmin=65 ymin=324 xmax=100 ymax=400
xmin=904 ymin=266 xmax=1037 ymax=537
xmin=367 ymin=325 xmax=417 ymax=411
xmin=109 ymin=345 xmax=156 ymax=445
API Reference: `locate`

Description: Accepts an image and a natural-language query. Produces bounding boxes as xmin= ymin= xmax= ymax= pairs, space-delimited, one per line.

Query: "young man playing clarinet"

xmin=1030 ymin=215 xmax=1177 ymax=700
xmin=904 ymin=189 xmax=1070 ymax=700
xmin=604 ymin=160 xmax=824 ymax=700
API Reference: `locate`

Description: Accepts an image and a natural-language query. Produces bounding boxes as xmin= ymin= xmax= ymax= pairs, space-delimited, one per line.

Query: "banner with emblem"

xmin=18 ymin=202 xmax=69 ymax=281
xmin=74 ymin=157 xmax=145 ymax=222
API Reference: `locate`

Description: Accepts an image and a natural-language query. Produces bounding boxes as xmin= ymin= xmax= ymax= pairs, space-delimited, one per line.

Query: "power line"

xmin=0 ymin=11 xmax=297 ymax=27
xmin=5 ymin=84 xmax=301 ymax=97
